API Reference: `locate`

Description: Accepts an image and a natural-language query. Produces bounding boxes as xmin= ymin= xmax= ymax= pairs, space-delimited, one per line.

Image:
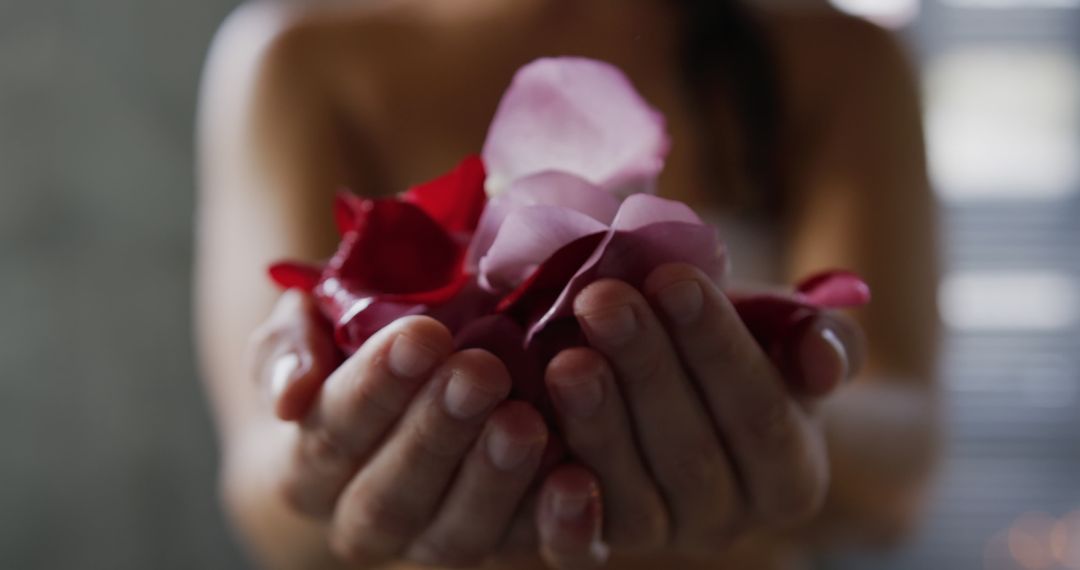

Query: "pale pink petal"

xmin=482 ymin=57 xmax=669 ymax=197
xmin=479 ymin=204 xmax=609 ymax=292
xmin=466 ymin=171 xmax=620 ymax=271
xmin=508 ymin=171 xmax=622 ymax=224
xmin=525 ymin=220 xmax=724 ymax=342
xmin=610 ymin=193 xmax=706 ymax=231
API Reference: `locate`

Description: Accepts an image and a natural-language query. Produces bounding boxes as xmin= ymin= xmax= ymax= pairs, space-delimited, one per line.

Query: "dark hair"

xmin=676 ymin=0 xmax=784 ymax=208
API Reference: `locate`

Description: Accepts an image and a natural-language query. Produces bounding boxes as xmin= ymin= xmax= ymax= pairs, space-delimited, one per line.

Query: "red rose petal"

xmin=795 ymin=270 xmax=871 ymax=308
xmin=403 ymin=155 xmax=487 ymax=234
xmin=327 ymin=198 xmax=462 ymax=295
xmin=268 ymin=261 xmax=322 ymax=292
xmin=497 ymin=232 xmax=606 ymax=324
xmin=333 ymin=191 xmax=368 ymax=236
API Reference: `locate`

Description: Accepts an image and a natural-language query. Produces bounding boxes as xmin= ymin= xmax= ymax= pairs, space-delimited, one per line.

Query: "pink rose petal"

xmin=610 ymin=193 xmax=706 ymax=231
xmin=479 ymin=204 xmax=609 ymax=292
xmin=467 ymin=171 xmax=619 ymax=272
xmin=482 ymin=57 xmax=670 ymax=197
xmin=519 ymin=195 xmax=725 ymax=342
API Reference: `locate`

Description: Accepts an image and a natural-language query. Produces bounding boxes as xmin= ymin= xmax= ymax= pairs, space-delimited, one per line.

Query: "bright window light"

xmin=942 ymin=0 xmax=1080 ymax=8
xmin=940 ymin=271 xmax=1080 ymax=331
xmin=829 ymin=0 xmax=920 ymax=27
xmin=925 ymin=48 xmax=1080 ymax=201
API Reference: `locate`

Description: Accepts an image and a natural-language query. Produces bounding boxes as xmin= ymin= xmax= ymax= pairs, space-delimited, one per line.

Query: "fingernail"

xmin=795 ymin=321 xmax=849 ymax=394
xmin=657 ymin=280 xmax=703 ymax=325
xmin=388 ymin=334 xmax=439 ymax=379
xmin=487 ymin=428 xmax=540 ymax=471
xmin=443 ymin=371 xmax=499 ymax=420
xmin=820 ymin=326 xmax=849 ymax=381
xmin=269 ymin=352 xmax=301 ymax=400
xmin=551 ymin=369 xmax=603 ymax=419
xmin=552 ymin=491 xmax=590 ymax=521
xmin=581 ymin=305 xmax=637 ymax=346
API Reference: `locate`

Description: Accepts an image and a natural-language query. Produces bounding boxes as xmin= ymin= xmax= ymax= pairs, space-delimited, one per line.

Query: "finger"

xmin=644 ymin=263 xmax=828 ymax=526
xmin=279 ymin=316 xmax=453 ymax=517
xmin=407 ymin=402 xmax=548 ymax=567
xmin=330 ymin=349 xmax=511 ymax=565
xmin=573 ymin=280 xmax=740 ymax=545
xmin=249 ymin=290 xmax=338 ymax=421
xmin=499 ymin=496 xmax=540 ymax=555
xmin=545 ymin=348 xmax=668 ymax=551
xmin=538 ymin=465 xmax=608 ymax=570
xmin=781 ymin=313 xmax=864 ymax=399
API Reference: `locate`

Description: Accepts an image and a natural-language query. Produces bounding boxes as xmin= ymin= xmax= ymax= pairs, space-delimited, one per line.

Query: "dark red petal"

xmin=268 ymin=261 xmax=322 ymax=292
xmin=403 ymin=155 xmax=487 ymax=234
xmin=496 ymin=232 xmax=606 ymax=326
xmin=454 ymin=315 xmax=553 ymax=417
xmin=729 ymin=294 xmax=813 ymax=356
xmin=795 ymin=270 xmax=871 ymax=308
xmin=334 ymin=191 xmax=368 ymax=236
xmin=327 ymin=199 xmax=462 ymax=295
xmin=332 ymin=298 xmax=427 ymax=355
xmin=381 ymin=268 xmax=471 ymax=306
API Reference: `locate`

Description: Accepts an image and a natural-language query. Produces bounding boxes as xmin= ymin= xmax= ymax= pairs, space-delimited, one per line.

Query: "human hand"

xmin=249 ymin=291 xmax=550 ymax=568
xmin=539 ymin=263 xmax=865 ymax=567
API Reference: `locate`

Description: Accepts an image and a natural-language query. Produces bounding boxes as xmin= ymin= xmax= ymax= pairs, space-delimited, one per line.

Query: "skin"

xmin=195 ymin=0 xmax=940 ymax=568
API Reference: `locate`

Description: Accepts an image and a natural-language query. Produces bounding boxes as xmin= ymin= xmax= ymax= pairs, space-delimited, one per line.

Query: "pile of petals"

xmin=269 ymin=57 xmax=870 ymax=409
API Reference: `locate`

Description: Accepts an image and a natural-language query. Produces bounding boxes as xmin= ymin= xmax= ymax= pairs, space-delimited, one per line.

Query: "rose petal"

xmin=268 ymin=261 xmax=322 ymax=292
xmin=327 ymin=199 xmax=461 ymax=295
xmin=482 ymin=57 xmax=669 ymax=197
xmin=497 ymin=232 xmax=607 ymax=323
xmin=402 ymin=155 xmax=487 ymax=234
xmin=728 ymin=270 xmax=871 ymax=367
xmin=317 ymin=278 xmax=497 ymax=356
xmin=454 ymin=315 xmax=547 ymax=409
xmin=479 ymin=204 xmax=609 ymax=292
xmin=466 ymin=171 xmax=619 ymax=272
xmin=334 ymin=191 xmax=367 ymax=236
xmin=520 ymin=199 xmax=724 ymax=342
xmin=506 ymin=171 xmax=622 ymax=224
xmin=795 ymin=270 xmax=872 ymax=308
xmin=610 ymin=193 xmax=707 ymax=231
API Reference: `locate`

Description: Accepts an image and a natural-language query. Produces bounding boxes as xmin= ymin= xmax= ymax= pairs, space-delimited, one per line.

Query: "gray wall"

xmin=0 ymin=0 xmax=247 ymax=567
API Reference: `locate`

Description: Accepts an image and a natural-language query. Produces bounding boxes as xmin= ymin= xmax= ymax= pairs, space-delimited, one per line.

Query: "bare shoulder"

xmin=759 ymin=8 xmax=919 ymax=119
xmin=202 ymin=0 xmax=528 ymax=101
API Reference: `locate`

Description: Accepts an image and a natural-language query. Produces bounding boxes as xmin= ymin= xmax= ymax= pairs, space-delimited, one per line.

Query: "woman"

xmin=195 ymin=0 xmax=940 ymax=568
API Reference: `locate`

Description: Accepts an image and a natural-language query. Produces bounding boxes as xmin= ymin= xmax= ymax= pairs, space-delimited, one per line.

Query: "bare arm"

xmin=783 ymin=15 xmax=941 ymax=545
xmin=196 ymin=4 xmax=355 ymax=567
xmin=196 ymin=8 xmax=565 ymax=570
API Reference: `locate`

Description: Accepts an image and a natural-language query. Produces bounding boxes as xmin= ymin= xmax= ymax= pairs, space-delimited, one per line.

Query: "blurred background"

xmin=1 ymin=0 xmax=1078 ymax=568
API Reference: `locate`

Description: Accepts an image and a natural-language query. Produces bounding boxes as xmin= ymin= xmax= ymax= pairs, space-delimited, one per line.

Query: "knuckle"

xmin=302 ymin=429 xmax=352 ymax=472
